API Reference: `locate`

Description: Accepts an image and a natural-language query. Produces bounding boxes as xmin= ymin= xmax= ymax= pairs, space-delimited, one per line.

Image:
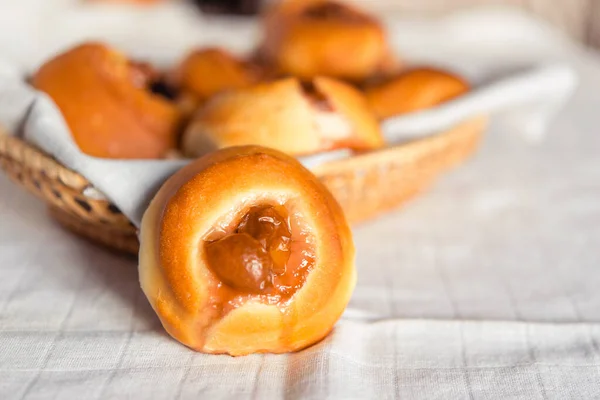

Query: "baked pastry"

xmin=183 ymin=76 xmax=384 ymax=157
xmin=365 ymin=67 xmax=470 ymax=119
xmin=169 ymin=48 xmax=261 ymax=109
xmin=32 ymin=42 xmax=182 ymax=159
xmin=259 ymin=0 xmax=396 ymax=81
xmin=139 ymin=145 xmax=356 ymax=355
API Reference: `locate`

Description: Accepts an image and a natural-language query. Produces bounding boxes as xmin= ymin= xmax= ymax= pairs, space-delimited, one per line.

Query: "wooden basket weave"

xmin=0 ymin=116 xmax=486 ymax=256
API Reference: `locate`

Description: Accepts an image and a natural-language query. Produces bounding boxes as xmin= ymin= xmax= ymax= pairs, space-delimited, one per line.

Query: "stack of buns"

xmin=33 ymin=0 xmax=469 ymax=161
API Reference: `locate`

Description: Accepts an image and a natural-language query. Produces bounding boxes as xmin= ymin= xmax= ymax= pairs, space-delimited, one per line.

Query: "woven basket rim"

xmin=0 ymin=117 xmax=486 ymax=254
xmin=0 ymin=116 xmax=487 ymax=194
xmin=0 ymin=126 xmax=90 ymax=191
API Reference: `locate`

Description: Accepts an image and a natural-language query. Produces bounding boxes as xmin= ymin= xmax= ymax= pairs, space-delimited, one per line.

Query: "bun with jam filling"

xmin=139 ymin=145 xmax=356 ymax=355
xmin=182 ymin=76 xmax=383 ymax=157
xmin=32 ymin=42 xmax=182 ymax=159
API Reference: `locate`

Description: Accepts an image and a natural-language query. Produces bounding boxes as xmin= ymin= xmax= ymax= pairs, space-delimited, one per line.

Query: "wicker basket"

xmin=0 ymin=116 xmax=486 ymax=256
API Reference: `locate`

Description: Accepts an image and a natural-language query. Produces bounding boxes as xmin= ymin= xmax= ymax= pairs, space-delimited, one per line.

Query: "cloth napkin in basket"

xmin=0 ymin=60 xmax=576 ymax=227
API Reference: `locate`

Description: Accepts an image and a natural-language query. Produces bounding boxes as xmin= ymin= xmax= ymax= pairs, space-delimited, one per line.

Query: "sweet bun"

xmin=32 ymin=42 xmax=182 ymax=159
xmin=365 ymin=67 xmax=470 ymax=119
xmin=139 ymin=145 xmax=356 ymax=355
xmin=169 ymin=48 xmax=261 ymax=108
xmin=259 ymin=0 xmax=395 ymax=81
xmin=182 ymin=76 xmax=383 ymax=157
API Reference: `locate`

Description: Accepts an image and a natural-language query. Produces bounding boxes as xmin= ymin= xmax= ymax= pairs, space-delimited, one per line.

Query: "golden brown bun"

xmin=139 ymin=145 xmax=356 ymax=355
xmin=32 ymin=42 xmax=182 ymax=159
xmin=182 ymin=76 xmax=384 ymax=157
xmin=259 ymin=0 xmax=396 ymax=81
xmin=170 ymin=48 xmax=261 ymax=107
xmin=365 ymin=67 xmax=470 ymax=119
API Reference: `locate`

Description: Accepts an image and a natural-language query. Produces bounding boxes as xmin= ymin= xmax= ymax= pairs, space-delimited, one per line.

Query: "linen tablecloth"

xmin=1 ymin=3 xmax=600 ymax=399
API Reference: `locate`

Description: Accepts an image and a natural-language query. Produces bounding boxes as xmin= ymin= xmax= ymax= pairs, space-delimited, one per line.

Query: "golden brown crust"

xmin=32 ymin=42 xmax=182 ymax=159
xmin=139 ymin=146 xmax=355 ymax=355
xmin=365 ymin=67 xmax=470 ymax=119
xmin=259 ymin=0 xmax=396 ymax=80
xmin=182 ymin=77 xmax=383 ymax=157
xmin=169 ymin=48 xmax=260 ymax=107
xmin=315 ymin=77 xmax=383 ymax=149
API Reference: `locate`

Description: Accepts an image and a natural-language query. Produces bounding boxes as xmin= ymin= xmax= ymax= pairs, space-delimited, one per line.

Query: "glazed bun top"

xmin=259 ymin=0 xmax=396 ymax=81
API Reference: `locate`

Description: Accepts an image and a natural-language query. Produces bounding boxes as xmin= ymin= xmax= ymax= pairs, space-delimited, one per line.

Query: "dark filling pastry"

xmin=148 ymin=80 xmax=179 ymax=101
xmin=129 ymin=61 xmax=179 ymax=101
xmin=300 ymin=81 xmax=335 ymax=112
xmin=205 ymin=205 xmax=295 ymax=294
xmin=192 ymin=0 xmax=263 ymax=15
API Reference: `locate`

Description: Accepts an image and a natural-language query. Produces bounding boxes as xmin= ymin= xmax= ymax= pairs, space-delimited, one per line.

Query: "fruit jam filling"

xmin=205 ymin=205 xmax=314 ymax=300
xmin=301 ymin=81 xmax=353 ymax=144
xmin=129 ymin=61 xmax=179 ymax=101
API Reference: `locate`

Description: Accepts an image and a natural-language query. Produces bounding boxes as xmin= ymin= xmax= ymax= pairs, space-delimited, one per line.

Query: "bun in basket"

xmin=183 ymin=76 xmax=384 ymax=157
xmin=259 ymin=0 xmax=396 ymax=81
xmin=32 ymin=42 xmax=182 ymax=159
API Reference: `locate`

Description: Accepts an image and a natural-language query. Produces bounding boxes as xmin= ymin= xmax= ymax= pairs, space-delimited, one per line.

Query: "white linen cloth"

xmin=1 ymin=3 xmax=600 ymax=399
